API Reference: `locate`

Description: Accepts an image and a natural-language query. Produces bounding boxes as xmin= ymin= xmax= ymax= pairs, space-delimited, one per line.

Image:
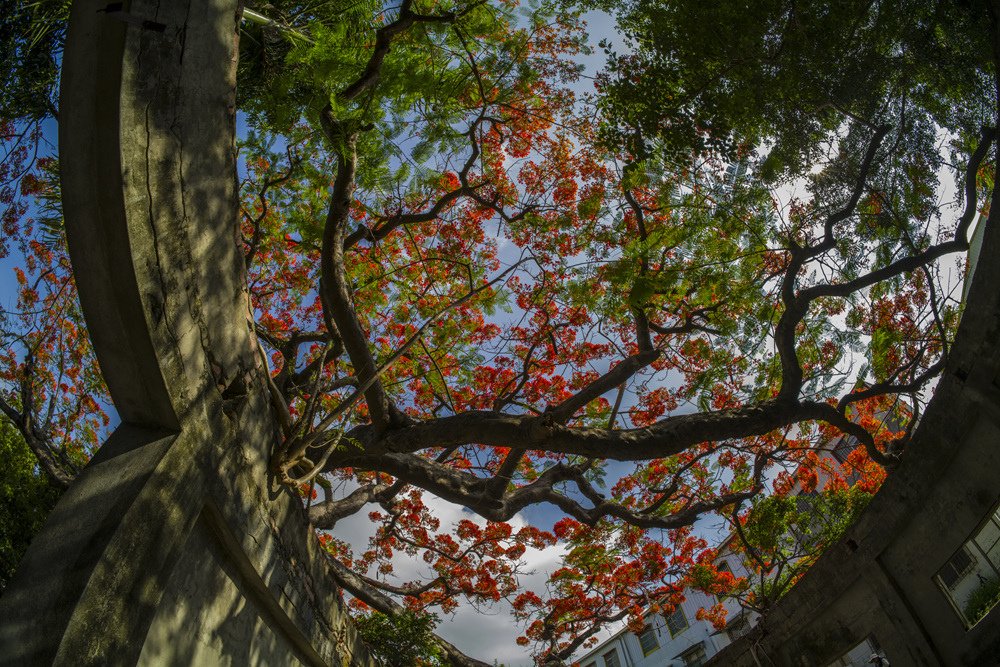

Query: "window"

xmin=938 ymin=546 xmax=976 ymax=590
xmin=824 ymin=636 xmax=882 ymax=667
xmin=934 ymin=499 xmax=1000 ymax=628
xmin=665 ymin=605 xmax=688 ymax=637
xmin=602 ymin=648 xmax=621 ymax=667
xmin=795 ymin=490 xmax=818 ymax=514
xmin=680 ymin=643 xmax=707 ymax=667
xmin=832 ymin=435 xmax=858 ymax=463
xmin=636 ymin=624 xmax=659 ymax=656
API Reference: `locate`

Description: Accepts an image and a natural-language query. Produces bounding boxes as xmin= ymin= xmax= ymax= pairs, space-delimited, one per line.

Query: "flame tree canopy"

xmin=1 ymin=0 xmax=999 ymax=663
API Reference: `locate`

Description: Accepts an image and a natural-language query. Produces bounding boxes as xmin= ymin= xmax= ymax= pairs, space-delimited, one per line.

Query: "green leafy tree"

xmin=591 ymin=0 xmax=995 ymax=176
xmin=354 ymin=610 xmax=445 ymax=666
xmin=0 ymin=0 xmax=68 ymax=122
xmin=726 ymin=486 xmax=873 ymax=613
xmin=0 ymin=418 xmax=61 ymax=594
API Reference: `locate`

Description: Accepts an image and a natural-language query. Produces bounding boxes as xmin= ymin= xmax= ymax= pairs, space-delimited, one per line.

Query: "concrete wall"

xmin=0 ymin=2 xmax=373 ymax=665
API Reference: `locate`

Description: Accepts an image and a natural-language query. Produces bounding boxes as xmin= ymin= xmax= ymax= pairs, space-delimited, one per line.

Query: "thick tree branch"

xmin=319 ymin=127 xmax=398 ymax=429
xmin=837 ymin=357 xmax=944 ymax=414
xmin=255 ymin=324 xmax=343 ymax=394
xmin=773 ymin=126 xmax=994 ymax=402
xmin=334 ymin=446 xmax=769 ymax=531
xmin=803 ymin=400 xmax=894 ymax=466
xmin=344 ymin=115 xmax=487 ymax=249
xmin=308 ymin=482 xmax=392 ymax=528
xmin=807 ymin=124 xmax=891 ymax=260
xmin=340 ymin=398 xmax=824 ymax=463
xmin=772 ymin=126 xmax=889 ymax=400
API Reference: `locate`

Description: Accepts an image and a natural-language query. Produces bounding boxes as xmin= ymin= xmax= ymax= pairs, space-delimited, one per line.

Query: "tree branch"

xmin=319 ymin=126 xmax=398 ymax=429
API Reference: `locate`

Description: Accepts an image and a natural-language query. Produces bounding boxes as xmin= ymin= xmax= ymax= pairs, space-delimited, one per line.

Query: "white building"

xmin=571 ymin=573 xmax=750 ymax=667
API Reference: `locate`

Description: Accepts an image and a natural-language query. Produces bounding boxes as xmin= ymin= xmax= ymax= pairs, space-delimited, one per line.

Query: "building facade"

xmin=572 ymin=586 xmax=739 ymax=667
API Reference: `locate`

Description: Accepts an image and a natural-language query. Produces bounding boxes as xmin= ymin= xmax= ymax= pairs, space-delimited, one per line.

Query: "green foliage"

xmin=0 ymin=419 xmax=61 ymax=594
xmin=29 ymin=155 xmax=64 ymax=247
xmin=236 ymin=0 xmax=538 ymax=187
xmin=741 ymin=494 xmax=800 ymax=555
xmin=736 ymin=486 xmax=873 ymax=609
xmin=0 ymin=0 xmax=69 ymax=121
xmin=743 ymin=486 xmax=872 ymax=558
xmin=964 ymin=576 xmax=1000 ymax=625
xmin=592 ymin=0 xmax=994 ymax=175
xmin=354 ymin=610 xmax=445 ymax=666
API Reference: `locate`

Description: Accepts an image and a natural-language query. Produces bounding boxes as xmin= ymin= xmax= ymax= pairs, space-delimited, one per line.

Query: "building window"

xmin=636 ymin=624 xmax=659 ymax=656
xmin=939 ymin=546 xmax=976 ymax=589
xmin=824 ymin=636 xmax=883 ymax=667
xmin=794 ymin=490 xmax=818 ymax=514
xmin=934 ymin=501 xmax=1000 ymax=628
xmin=665 ymin=605 xmax=688 ymax=637
xmin=680 ymin=643 xmax=707 ymax=666
xmin=602 ymin=647 xmax=621 ymax=667
xmin=831 ymin=435 xmax=858 ymax=463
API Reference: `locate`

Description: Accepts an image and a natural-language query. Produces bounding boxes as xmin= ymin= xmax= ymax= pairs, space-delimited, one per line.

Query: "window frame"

xmin=831 ymin=435 xmax=858 ymax=463
xmin=601 ymin=647 xmax=621 ymax=667
xmin=665 ymin=605 xmax=689 ymax=637
xmin=636 ymin=623 xmax=659 ymax=656
xmin=933 ymin=501 xmax=1000 ymax=628
xmin=938 ymin=545 xmax=976 ymax=590
xmin=823 ymin=635 xmax=883 ymax=667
